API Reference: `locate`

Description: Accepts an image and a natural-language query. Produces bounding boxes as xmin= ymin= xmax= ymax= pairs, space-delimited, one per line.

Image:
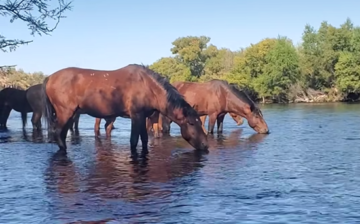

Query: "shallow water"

xmin=1 ymin=103 xmax=360 ymax=224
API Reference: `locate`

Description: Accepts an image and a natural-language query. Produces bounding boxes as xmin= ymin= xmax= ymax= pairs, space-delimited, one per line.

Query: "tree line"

xmin=149 ymin=18 xmax=360 ymax=103
xmin=2 ymin=17 xmax=360 ymax=103
xmin=0 ymin=68 xmax=45 ymax=90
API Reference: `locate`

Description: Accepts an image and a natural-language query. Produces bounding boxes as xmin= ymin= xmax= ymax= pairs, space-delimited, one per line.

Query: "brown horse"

xmin=160 ymin=80 xmax=269 ymax=134
xmin=42 ymin=64 xmax=208 ymax=155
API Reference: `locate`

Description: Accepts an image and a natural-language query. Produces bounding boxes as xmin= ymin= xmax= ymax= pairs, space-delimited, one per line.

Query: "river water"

xmin=1 ymin=103 xmax=360 ymax=224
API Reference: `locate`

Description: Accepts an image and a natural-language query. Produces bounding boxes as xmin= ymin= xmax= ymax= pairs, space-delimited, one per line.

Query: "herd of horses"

xmin=0 ymin=64 xmax=269 ymax=156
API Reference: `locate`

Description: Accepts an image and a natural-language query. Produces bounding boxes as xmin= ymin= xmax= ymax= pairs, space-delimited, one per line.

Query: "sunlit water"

xmin=1 ymin=103 xmax=360 ymax=224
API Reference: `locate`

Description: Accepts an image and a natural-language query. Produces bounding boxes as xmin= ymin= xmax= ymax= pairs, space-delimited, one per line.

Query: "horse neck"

xmin=225 ymin=91 xmax=252 ymax=118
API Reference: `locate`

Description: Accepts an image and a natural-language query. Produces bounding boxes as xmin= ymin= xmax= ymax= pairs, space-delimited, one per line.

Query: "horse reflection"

xmin=70 ymin=130 xmax=81 ymax=145
xmin=22 ymin=129 xmax=44 ymax=143
xmin=45 ymin=138 xmax=205 ymax=204
xmin=214 ymin=129 xmax=268 ymax=148
xmin=83 ymin=138 xmax=205 ymax=201
xmin=151 ymin=129 xmax=268 ymax=150
xmin=45 ymin=151 xmax=81 ymax=194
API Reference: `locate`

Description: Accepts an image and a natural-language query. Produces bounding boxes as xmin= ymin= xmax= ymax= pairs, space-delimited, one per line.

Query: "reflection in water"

xmin=47 ymin=138 xmax=205 ymax=202
xmin=45 ymin=150 xmax=80 ymax=194
xmin=70 ymin=130 xmax=82 ymax=145
xmin=151 ymin=129 xmax=268 ymax=151
xmin=44 ymin=137 xmax=207 ymax=222
xmin=22 ymin=129 xmax=45 ymax=143
xmin=4 ymin=104 xmax=360 ymax=223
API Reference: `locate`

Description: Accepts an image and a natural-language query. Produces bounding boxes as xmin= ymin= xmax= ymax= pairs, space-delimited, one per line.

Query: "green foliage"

xmin=0 ymin=68 xmax=45 ymax=90
xmin=4 ymin=18 xmax=360 ymax=103
xmin=149 ymin=18 xmax=360 ymax=103
xmin=0 ymin=0 xmax=72 ymax=52
xmin=149 ymin=57 xmax=192 ymax=83
xmin=335 ymin=52 xmax=360 ymax=93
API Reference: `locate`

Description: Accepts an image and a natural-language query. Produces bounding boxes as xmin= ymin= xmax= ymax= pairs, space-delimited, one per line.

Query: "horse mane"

xmin=228 ymin=83 xmax=263 ymax=117
xmin=130 ymin=64 xmax=199 ymax=118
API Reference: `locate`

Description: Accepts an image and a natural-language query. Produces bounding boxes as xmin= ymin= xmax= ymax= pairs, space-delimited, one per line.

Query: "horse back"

xmin=0 ymin=88 xmax=31 ymax=112
xmin=174 ymin=81 xmax=227 ymax=115
xmin=45 ymin=66 xmax=160 ymax=117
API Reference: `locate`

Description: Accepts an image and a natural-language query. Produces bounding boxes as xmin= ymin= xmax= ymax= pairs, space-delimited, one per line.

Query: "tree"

xmin=201 ymin=47 xmax=235 ymax=81
xmin=149 ymin=57 xmax=192 ymax=83
xmin=170 ymin=36 xmax=211 ymax=78
xmin=0 ymin=0 xmax=72 ymax=54
xmin=262 ymin=36 xmax=300 ymax=101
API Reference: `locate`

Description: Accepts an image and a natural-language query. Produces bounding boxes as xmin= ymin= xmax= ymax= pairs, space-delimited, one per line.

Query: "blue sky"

xmin=1 ymin=0 xmax=360 ymax=75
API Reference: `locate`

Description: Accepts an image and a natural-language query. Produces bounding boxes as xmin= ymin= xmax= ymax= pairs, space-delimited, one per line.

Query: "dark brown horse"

xmin=160 ymin=80 xmax=269 ymax=134
xmin=42 ymin=64 xmax=208 ymax=155
xmin=0 ymin=87 xmax=31 ymax=130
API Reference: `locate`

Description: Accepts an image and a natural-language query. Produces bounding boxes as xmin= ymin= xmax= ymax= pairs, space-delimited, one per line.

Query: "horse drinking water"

xmin=161 ymin=80 xmax=269 ymax=134
xmin=41 ymin=64 xmax=208 ymax=155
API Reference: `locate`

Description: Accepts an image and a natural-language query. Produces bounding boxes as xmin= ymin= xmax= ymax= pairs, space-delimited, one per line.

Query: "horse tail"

xmin=21 ymin=112 xmax=27 ymax=129
xmin=41 ymin=77 xmax=55 ymax=132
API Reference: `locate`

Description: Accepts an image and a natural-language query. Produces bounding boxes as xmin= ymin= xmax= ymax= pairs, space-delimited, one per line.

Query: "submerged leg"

xmin=104 ymin=117 xmax=116 ymax=138
xmin=216 ymin=114 xmax=226 ymax=134
xmin=207 ymin=113 xmax=217 ymax=135
xmin=21 ymin=112 xmax=28 ymax=130
xmin=237 ymin=117 xmax=244 ymax=126
xmin=160 ymin=114 xmax=172 ymax=134
xmin=200 ymin=115 xmax=207 ymax=134
xmin=54 ymin=109 xmax=75 ymax=151
xmin=74 ymin=113 xmax=80 ymax=132
xmin=130 ymin=112 xmax=147 ymax=156
xmin=94 ymin=118 xmax=101 ymax=137
xmin=31 ymin=112 xmax=42 ymax=130
xmin=149 ymin=112 xmax=161 ymax=138
xmin=139 ymin=115 xmax=149 ymax=155
xmin=1 ymin=106 xmax=12 ymax=129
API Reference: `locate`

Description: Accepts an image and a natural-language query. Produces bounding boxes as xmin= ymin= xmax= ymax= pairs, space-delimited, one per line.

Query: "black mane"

xmin=131 ymin=64 xmax=198 ymax=117
xmin=228 ymin=83 xmax=262 ymax=116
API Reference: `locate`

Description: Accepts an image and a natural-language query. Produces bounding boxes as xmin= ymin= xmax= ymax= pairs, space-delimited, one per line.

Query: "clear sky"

xmin=1 ymin=0 xmax=360 ymax=75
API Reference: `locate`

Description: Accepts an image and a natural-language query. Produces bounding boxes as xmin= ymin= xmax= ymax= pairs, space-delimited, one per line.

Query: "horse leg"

xmin=31 ymin=112 xmax=42 ymax=130
xmin=207 ymin=113 xmax=217 ymax=135
xmin=94 ymin=118 xmax=101 ymax=137
xmin=149 ymin=112 xmax=161 ymax=138
xmin=216 ymin=114 xmax=226 ymax=134
xmin=139 ymin=114 xmax=149 ymax=155
xmin=200 ymin=115 xmax=207 ymax=134
xmin=1 ymin=106 xmax=12 ymax=129
xmin=69 ymin=119 xmax=74 ymax=133
xmin=105 ymin=117 xmax=115 ymax=138
xmin=130 ymin=112 xmax=147 ymax=156
xmin=21 ymin=112 xmax=27 ymax=130
xmin=160 ymin=114 xmax=171 ymax=134
xmin=54 ymin=109 xmax=75 ymax=151
xmin=237 ymin=117 xmax=244 ymax=125
xmin=73 ymin=113 xmax=80 ymax=132
xmin=146 ymin=117 xmax=153 ymax=133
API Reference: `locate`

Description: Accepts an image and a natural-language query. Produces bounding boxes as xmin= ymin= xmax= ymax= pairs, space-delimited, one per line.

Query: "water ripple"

xmin=1 ymin=103 xmax=360 ymax=223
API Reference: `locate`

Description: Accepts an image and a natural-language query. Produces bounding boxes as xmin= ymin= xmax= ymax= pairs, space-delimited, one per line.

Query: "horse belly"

xmin=79 ymin=98 xmax=129 ymax=119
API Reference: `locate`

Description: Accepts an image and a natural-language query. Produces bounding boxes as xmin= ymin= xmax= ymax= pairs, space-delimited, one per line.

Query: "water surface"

xmin=1 ymin=103 xmax=360 ymax=224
